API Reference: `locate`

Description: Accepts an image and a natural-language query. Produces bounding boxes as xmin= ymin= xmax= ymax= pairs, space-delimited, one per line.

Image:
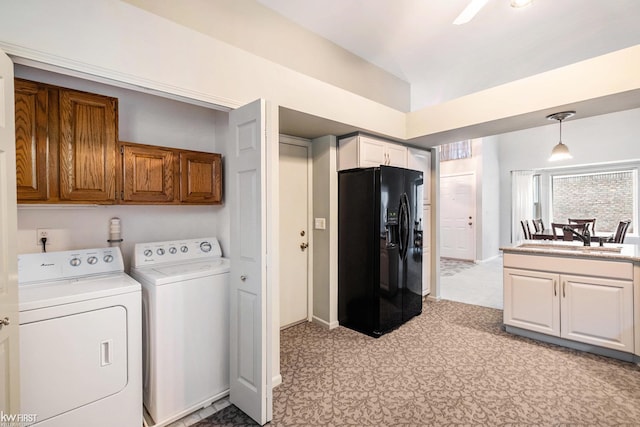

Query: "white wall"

xmin=15 ymin=66 xmax=228 ymax=271
xmin=0 ymin=0 xmax=407 ymax=140
xmin=310 ymin=135 xmax=339 ymax=328
xmin=497 ymin=107 xmax=640 ymax=247
xmin=479 ymin=138 xmax=501 ymax=260
xmin=121 ymin=0 xmax=411 ymax=112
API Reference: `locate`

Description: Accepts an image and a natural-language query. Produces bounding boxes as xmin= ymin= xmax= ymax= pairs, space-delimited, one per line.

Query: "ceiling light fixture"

xmin=547 ymin=111 xmax=575 ymax=162
xmin=453 ymin=0 xmax=488 ymax=25
xmin=510 ymin=0 xmax=533 ymax=8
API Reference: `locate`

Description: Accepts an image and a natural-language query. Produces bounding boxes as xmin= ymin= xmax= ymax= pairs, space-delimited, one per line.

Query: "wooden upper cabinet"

xmin=119 ymin=142 xmax=222 ymax=205
xmin=59 ymin=89 xmax=118 ymax=203
xmin=15 ymin=79 xmax=49 ymax=201
xmin=121 ymin=142 xmax=175 ymax=203
xmin=179 ymin=151 xmax=222 ymax=204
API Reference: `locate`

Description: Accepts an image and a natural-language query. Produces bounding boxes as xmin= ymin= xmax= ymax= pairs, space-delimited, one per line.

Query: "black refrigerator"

xmin=338 ymin=166 xmax=423 ymax=337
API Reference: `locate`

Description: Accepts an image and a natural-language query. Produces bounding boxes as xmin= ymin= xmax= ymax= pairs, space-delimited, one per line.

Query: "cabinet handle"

xmin=553 ymin=280 xmax=557 ymax=296
xmin=562 ymin=281 xmax=566 ymax=298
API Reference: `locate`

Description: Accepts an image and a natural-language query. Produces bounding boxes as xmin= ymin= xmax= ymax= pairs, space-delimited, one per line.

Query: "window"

xmin=439 ymin=140 xmax=471 ymax=161
xmin=551 ymin=169 xmax=636 ymax=234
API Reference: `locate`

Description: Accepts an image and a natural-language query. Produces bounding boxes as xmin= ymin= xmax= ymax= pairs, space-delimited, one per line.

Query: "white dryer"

xmin=18 ymin=247 xmax=142 ymax=427
xmin=130 ymin=237 xmax=230 ymax=427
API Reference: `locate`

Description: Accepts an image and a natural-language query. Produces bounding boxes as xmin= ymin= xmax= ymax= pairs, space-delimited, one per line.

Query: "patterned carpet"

xmin=196 ymin=299 xmax=640 ymax=426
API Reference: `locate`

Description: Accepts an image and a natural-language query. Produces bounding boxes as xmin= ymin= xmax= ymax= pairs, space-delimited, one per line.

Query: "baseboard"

xmin=426 ymin=294 xmax=441 ymax=302
xmin=476 ymin=254 xmax=502 ymax=263
xmin=272 ymin=374 xmax=282 ymax=388
xmin=312 ymin=315 xmax=339 ymax=329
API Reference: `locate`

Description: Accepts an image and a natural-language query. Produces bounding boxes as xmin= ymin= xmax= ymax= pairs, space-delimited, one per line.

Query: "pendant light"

xmin=547 ymin=111 xmax=575 ymax=162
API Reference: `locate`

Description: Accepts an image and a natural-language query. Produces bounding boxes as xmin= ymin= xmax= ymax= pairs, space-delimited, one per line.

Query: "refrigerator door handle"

xmin=399 ymin=193 xmax=411 ymax=260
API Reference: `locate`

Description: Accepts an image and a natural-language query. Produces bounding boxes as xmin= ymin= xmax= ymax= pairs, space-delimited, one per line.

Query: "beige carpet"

xmin=196 ymin=299 xmax=640 ymax=426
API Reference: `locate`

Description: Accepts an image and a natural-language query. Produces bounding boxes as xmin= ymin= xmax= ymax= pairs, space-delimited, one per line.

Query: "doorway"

xmin=278 ymin=136 xmax=312 ymax=329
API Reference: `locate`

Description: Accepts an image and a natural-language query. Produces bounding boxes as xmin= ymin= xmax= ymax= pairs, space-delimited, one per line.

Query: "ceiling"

xmin=257 ymin=0 xmax=640 ymax=143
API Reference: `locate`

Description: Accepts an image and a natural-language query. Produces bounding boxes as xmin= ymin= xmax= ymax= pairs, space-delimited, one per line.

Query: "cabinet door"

xmin=560 ymin=274 xmax=634 ymax=352
xmin=15 ymin=79 xmax=48 ymax=201
xmin=121 ymin=143 xmax=175 ymax=203
xmin=59 ymin=89 xmax=117 ymax=202
xmin=385 ymin=142 xmax=407 ymax=168
xmin=503 ymin=268 xmax=560 ymax=336
xmin=407 ymin=148 xmax=431 ymax=204
xmin=358 ymin=136 xmax=386 ymax=167
xmin=180 ymin=151 xmax=222 ymax=204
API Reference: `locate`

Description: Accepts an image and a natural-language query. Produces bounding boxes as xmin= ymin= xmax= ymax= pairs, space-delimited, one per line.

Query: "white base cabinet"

xmin=504 ymin=267 xmax=634 ymax=353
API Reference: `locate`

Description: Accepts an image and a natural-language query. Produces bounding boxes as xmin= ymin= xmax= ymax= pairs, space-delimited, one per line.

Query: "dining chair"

xmin=568 ymin=218 xmax=596 ymax=234
xmin=532 ymin=218 xmax=545 ymax=233
xmin=612 ymin=220 xmax=632 ymax=243
xmin=520 ymin=220 xmax=532 ymax=240
xmin=551 ymin=222 xmax=586 ymax=241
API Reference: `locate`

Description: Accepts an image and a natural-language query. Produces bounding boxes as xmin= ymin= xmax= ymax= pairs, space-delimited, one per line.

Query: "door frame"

xmin=0 ymin=47 xmax=20 ymax=415
xmin=440 ymin=172 xmax=477 ymax=261
xmin=279 ymin=135 xmax=313 ymax=325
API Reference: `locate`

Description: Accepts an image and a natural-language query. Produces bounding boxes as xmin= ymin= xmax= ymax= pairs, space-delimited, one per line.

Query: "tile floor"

xmin=439 ymin=255 xmax=504 ymax=309
xmin=169 ymin=255 xmax=504 ymax=426
xmin=165 ymin=397 xmax=231 ymax=427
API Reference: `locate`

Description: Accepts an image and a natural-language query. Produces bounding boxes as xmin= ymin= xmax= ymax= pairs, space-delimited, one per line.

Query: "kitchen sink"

xmin=518 ymin=243 xmax=623 ymax=253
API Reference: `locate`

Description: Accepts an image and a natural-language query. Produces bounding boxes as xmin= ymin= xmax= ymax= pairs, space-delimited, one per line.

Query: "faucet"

xmin=562 ymin=226 xmax=591 ymax=246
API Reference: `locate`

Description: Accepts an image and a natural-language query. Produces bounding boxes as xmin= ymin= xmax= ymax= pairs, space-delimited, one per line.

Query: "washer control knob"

xmin=181 ymin=246 xmax=189 ymax=253
xmin=103 ymin=254 xmax=114 ymax=263
xmin=169 ymin=247 xmax=177 ymax=254
xmin=157 ymin=248 xmax=165 ymax=256
xmin=144 ymin=249 xmax=153 ymax=257
xmin=87 ymin=256 xmax=98 ymax=265
xmin=69 ymin=257 xmax=81 ymax=267
xmin=200 ymin=242 xmax=212 ymax=253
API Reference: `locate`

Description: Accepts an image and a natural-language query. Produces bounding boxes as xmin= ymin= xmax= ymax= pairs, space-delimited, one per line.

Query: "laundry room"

xmin=14 ymin=64 xmax=231 ymax=267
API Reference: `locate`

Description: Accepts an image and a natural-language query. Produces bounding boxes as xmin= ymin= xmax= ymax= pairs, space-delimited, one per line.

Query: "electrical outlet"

xmin=37 ymin=229 xmax=51 ymax=244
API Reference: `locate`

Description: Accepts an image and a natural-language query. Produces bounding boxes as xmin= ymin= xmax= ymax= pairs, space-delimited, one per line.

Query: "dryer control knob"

xmin=181 ymin=246 xmax=189 ymax=253
xmin=87 ymin=256 xmax=98 ymax=265
xmin=157 ymin=248 xmax=165 ymax=256
xmin=144 ymin=249 xmax=153 ymax=257
xmin=69 ymin=257 xmax=81 ymax=267
xmin=103 ymin=254 xmax=114 ymax=263
xmin=200 ymin=242 xmax=212 ymax=252
xmin=169 ymin=247 xmax=177 ymax=254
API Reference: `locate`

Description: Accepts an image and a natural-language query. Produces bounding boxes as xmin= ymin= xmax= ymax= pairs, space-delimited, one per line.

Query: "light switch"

xmin=314 ymin=218 xmax=326 ymax=230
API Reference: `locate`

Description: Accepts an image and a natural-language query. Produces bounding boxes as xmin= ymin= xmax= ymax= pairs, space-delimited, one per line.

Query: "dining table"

xmin=531 ymin=229 xmax=612 ymax=243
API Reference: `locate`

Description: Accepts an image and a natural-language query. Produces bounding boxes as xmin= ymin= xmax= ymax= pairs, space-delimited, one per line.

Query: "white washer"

xmin=18 ymin=247 xmax=142 ymax=427
xmin=130 ymin=237 xmax=230 ymax=427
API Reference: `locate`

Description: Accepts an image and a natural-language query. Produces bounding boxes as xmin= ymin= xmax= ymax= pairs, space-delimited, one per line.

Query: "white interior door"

xmin=228 ymin=99 xmax=269 ymax=425
xmin=440 ymin=173 xmax=476 ymax=260
xmin=279 ymin=140 xmax=309 ymax=328
xmin=0 ymin=49 xmax=20 ymax=414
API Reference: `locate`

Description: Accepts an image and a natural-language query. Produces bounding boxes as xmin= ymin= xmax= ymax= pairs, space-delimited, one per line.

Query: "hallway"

xmin=439 ymin=256 xmax=503 ymax=309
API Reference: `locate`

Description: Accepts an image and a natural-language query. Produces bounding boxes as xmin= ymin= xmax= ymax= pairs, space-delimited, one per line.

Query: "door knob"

xmin=0 ymin=317 xmax=9 ymax=330
xmin=300 ymin=242 xmax=309 ymax=251
xmin=240 ymin=275 xmax=247 ymax=281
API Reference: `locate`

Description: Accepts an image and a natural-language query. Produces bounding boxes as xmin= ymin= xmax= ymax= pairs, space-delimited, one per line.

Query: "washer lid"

xmin=131 ymin=258 xmax=230 ymax=285
xmin=19 ymin=273 xmax=141 ymax=312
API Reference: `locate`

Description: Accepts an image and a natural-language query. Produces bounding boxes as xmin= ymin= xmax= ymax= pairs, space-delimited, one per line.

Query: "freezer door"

xmin=403 ymin=167 xmax=423 ymax=321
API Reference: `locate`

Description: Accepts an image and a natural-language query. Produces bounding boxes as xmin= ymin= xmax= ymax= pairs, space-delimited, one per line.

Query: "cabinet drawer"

xmin=503 ymin=253 xmax=633 ymax=280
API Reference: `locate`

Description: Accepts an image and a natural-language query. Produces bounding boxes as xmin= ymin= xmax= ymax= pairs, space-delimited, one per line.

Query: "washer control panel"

xmin=132 ymin=237 xmax=222 ymax=267
xmin=18 ymin=247 xmax=125 ymax=284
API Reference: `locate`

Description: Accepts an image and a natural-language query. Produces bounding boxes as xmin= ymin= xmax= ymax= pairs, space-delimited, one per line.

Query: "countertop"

xmin=500 ymin=240 xmax=640 ymax=262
